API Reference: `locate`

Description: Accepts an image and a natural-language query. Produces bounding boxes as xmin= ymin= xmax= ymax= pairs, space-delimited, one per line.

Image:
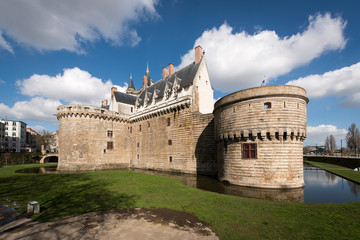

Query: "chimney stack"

xmin=143 ymin=75 xmax=148 ymax=88
xmin=103 ymin=99 xmax=108 ymax=106
xmin=195 ymin=45 xmax=203 ymax=64
xmin=111 ymin=87 xmax=117 ymax=96
xmin=168 ymin=63 xmax=174 ymax=77
xmin=162 ymin=67 xmax=168 ymax=80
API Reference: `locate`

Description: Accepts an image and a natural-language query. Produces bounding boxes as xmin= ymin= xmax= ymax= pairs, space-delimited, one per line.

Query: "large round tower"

xmin=214 ymin=85 xmax=308 ymax=189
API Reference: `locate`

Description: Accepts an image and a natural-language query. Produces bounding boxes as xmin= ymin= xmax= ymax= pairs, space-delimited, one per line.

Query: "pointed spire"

xmin=127 ymin=73 xmax=135 ymax=90
xmin=146 ymin=61 xmax=151 ymax=86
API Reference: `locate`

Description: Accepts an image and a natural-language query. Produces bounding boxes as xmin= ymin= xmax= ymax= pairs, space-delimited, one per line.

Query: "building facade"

xmin=57 ymin=46 xmax=308 ymax=189
xmin=0 ymin=119 xmax=27 ymax=152
xmin=0 ymin=122 xmax=5 ymax=152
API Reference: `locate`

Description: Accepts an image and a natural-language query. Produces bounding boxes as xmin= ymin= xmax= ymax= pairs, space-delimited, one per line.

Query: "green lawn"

xmin=305 ymin=160 xmax=360 ymax=184
xmin=1 ymin=163 xmax=360 ymax=240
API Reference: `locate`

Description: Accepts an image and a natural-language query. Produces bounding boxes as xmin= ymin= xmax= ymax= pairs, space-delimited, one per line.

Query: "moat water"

xmin=16 ymin=163 xmax=360 ymax=203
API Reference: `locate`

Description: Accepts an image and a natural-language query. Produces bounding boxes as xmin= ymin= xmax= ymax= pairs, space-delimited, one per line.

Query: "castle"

xmin=57 ymin=46 xmax=308 ymax=189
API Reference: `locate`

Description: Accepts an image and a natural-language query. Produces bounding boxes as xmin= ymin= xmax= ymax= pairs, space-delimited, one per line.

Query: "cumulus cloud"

xmin=1 ymin=67 xmax=127 ymax=124
xmin=287 ymin=62 xmax=360 ymax=108
xmin=305 ymin=124 xmax=347 ymax=146
xmin=178 ymin=13 xmax=347 ymax=92
xmin=0 ymin=0 xmax=158 ymax=53
xmin=16 ymin=67 xmax=121 ymax=106
xmin=0 ymin=97 xmax=62 ymax=123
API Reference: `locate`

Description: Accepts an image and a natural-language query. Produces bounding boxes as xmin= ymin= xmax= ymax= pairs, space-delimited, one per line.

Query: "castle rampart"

xmin=214 ymin=85 xmax=308 ymax=189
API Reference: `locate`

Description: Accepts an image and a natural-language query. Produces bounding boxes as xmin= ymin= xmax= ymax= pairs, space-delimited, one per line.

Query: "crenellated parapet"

xmin=56 ymin=104 xmax=130 ymax=123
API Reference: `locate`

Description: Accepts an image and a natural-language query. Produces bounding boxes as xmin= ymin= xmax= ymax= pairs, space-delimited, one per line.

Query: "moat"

xmin=16 ymin=163 xmax=360 ymax=203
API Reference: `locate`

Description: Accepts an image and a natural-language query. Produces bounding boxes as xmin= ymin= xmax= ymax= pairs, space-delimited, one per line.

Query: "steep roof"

xmin=138 ymin=60 xmax=201 ymax=105
xmin=114 ymin=91 xmax=137 ymax=105
xmin=128 ymin=76 xmax=135 ymax=90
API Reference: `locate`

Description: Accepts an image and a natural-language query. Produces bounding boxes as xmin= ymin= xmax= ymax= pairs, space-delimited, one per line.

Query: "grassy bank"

xmin=1 ymin=164 xmax=360 ymax=240
xmin=306 ymin=160 xmax=360 ymax=184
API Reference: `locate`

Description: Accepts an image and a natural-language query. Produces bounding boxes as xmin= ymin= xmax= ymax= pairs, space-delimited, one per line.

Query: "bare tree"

xmin=325 ymin=136 xmax=330 ymax=153
xmin=346 ymin=123 xmax=360 ymax=155
xmin=329 ymin=135 xmax=336 ymax=153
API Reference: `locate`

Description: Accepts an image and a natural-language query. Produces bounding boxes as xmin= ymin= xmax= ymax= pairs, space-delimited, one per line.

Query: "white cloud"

xmin=0 ymin=31 xmax=14 ymax=54
xmin=1 ymin=67 xmax=127 ymax=124
xmin=0 ymin=97 xmax=62 ymax=123
xmin=305 ymin=124 xmax=347 ymax=146
xmin=178 ymin=13 xmax=347 ymax=92
xmin=17 ymin=67 xmax=127 ymax=106
xmin=0 ymin=79 xmax=5 ymax=84
xmin=287 ymin=62 xmax=360 ymax=108
xmin=0 ymin=0 xmax=158 ymax=53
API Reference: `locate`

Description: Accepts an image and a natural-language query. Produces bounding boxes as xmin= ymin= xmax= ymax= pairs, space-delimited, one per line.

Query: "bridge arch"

xmin=40 ymin=154 xmax=58 ymax=163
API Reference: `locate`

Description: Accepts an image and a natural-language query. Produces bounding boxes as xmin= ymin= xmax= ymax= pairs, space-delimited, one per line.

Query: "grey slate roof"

xmin=138 ymin=60 xmax=200 ymax=105
xmin=114 ymin=91 xmax=137 ymax=105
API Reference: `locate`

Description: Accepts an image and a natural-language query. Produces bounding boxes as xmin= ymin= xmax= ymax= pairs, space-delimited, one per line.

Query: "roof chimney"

xmin=195 ymin=45 xmax=203 ymax=65
xmin=143 ymin=75 xmax=148 ymax=88
xmin=168 ymin=63 xmax=174 ymax=77
xmin=103 ymin=99 xmax=108 ymax=106
xmin=162 ymin=67 xmax=168 ymax=80
xmin=111 ymin=87 xmax=117 ymax=96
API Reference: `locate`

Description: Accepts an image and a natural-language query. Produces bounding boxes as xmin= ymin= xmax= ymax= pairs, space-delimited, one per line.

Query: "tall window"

xmin=139 ymin=125 xmax=142 ymax=132
xmin=107 ymin=141 xmax=113 ymax=150
xmin=167 ymin=117 xmax=171 ymax=126
xmin=129 ymin=127 xmax=132 ymax=134
xmin=107 ymin=130 xmax=113 ymax=137
xmin=168 ymin=139 xmax=172 ymax=145
xmin=148 ymin=122 xmax=150 ymax=128
xmin=242 ymin=143 xmax=257 ymax=159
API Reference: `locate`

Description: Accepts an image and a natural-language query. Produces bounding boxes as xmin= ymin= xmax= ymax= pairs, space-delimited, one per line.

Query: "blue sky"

xmin=0 ymin=0 xmax=359 ymax=147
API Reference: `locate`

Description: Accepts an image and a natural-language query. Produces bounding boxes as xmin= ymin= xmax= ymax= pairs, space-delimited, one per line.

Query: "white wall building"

xmin=0 ymin=119 xmax=27 ymax=152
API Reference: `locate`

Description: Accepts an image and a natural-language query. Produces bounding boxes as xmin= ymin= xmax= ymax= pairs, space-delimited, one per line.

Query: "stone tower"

xmin=214 ymin=85 xmax=308 ymax=188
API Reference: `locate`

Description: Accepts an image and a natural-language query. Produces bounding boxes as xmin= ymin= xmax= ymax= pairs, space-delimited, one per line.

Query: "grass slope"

xmin=1 ymin=164 xmax=360 ymax=240
xmin=306 ymin=160 xmax=360 ymax=184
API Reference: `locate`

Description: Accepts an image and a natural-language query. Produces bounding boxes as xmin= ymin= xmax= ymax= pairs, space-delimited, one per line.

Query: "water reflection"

xmin=15 ymin=164 xmax=360 ymax=203
xmin=304 ymin=163 xmax=360 ymax=203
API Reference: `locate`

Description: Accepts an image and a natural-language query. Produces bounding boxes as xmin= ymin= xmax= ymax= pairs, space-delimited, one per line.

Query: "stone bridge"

xmin=40 ymin=153 xmax=59 ymax=163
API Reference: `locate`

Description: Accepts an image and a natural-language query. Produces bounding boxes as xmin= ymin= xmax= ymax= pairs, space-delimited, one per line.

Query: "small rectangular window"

xmin=167 ymin=117 xmax=171 ymax=126
xmin=137 ymin=154 xmax=139 ymax=160
xmin=107 ymin=141 xmax=113 ymax=150
xmin=148 ymin=122 xmax=150 ymax=128
xmin=264 ymin=102 xmax=271 ymax=109
xmin=169 ymin=156 xmax=173 ymax=162
xmin=137 ymin=142 xmax=140 ymax=147
xmin=107 ymin=130 xmax=113 ymax=137
xmin=168 ymin=139 xmax=172 ymax=145
xmin=139 ymin=125 xmax=142 ymax=132
xmin=242 ymin=143 xmax=257 ymax=159
xmin=131 ymin=107 xmax=133 ymax=113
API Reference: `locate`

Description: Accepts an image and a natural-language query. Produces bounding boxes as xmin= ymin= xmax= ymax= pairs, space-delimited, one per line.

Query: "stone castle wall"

xmin=57 ymin=103 xmax=217 ymax=175
xmin=214 ymin=85 xmax=308 ymax=188
xmin=130 ymin=105 xmax=216 ymax=175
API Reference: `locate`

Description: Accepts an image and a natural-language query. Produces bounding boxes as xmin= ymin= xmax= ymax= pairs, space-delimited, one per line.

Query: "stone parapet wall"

xmin=214 ymin=85 xmax=308 ymax=188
